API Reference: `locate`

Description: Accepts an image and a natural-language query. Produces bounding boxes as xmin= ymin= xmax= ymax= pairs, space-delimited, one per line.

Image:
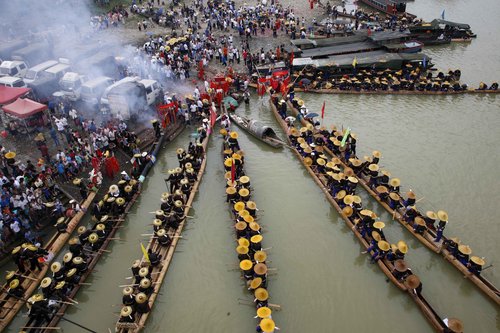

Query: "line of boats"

xmin=268 ymin=96 xmax=465 ymax=332
xmin=221 ymin=127 xmax=278 ymax=333
xmin=282 ymin=98 xmax=500 ymax=306
xmin=115 ymin=132 xmax=209 ymax=332
xmin=0 ymin=122 xmax=186 ymax=332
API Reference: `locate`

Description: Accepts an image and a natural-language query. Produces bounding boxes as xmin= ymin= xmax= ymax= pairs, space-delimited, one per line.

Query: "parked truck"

xmin=100 ymin=77 xmax=162 ymax=120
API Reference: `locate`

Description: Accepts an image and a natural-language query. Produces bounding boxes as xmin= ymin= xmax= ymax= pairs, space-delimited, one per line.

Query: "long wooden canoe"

xmin=286 ymin=100 xmax=500 ymax=305
xmin=0 ymin=191 xmax=96 ymax=332
xmin=220 ymin=129 xmax=280 ymax=328
xmin=228 ymin=113 xmax=285 ymax=148
xmin=248 ymin=82 xmax=500 ymax=95
xmin=269 ymin=97 xmax=455 ymax=332
xmin=115 ymin=132 xmax=210 ymax=333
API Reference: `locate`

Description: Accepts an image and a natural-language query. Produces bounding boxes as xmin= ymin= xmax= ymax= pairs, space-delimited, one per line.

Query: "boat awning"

xmin=368 ymin=30 xmax=412 ymax=43
xmin=2 ymin=98 xmax=47 ymax=119
xmin=433 ymin=19 xmax=471 ymax=30
xmin=0 ymin=86 xmax=31 ymax=105
xmin=300 ymin=41 xmax=379 ymax=58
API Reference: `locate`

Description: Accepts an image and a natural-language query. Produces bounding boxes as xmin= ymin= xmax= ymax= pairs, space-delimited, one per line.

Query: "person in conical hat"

xmin=456 ymin=245 xmax=472 ymax=266
xmin=424 ymin=211 xmax=437 ymax=228
xmin=434 ymin=210 xmax=449 ymax=243
xmin=257 ymin=306 xmax=272 ymax=319
xmin=446 ymin=318 xmax=464 ymax=333
xmin=413 ymin=217 xmax=427 ymax=235
xmin=371 ymin=240 xmax=390 ymax=263
xmin=119 ymin=305 xmax=136 ymax=323
xmin=122 ymin=286 xmax=135 ymax=306
xmin=404 ymin=274 xmax=422 ymax=295
xmin=404 ymin=190 xmax=416 ymax=207
xmin=135 ymin=292 xmax=151 ymax=314
xmin=259 ymin=318 xmax=277 ymax=333
xmin=249 ymin=277 xmax=263 ymax=290
xmin=388 ymin=192 xmax=401 ymax=210
xmin=467 ymin=256 xmax=485 ymax=276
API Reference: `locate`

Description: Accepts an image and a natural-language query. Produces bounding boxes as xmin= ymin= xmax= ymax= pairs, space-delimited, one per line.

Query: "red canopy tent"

xmin=2 ymin=98 xmax=47 ymax=119
xmin=0 ymin=86 xmax=31 ymax=105
xmin=2 ymin=98 xmax=48 ymax=137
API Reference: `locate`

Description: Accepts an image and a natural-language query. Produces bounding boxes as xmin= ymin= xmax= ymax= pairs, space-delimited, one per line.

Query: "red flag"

xmin=321 ymin=101 xmax=326 ymax=119
xmin=230 ymin=158 xmax=236 ymax=183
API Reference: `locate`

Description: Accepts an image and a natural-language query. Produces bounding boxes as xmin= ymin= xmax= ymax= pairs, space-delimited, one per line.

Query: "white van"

xmin=81 ymin=76 xmax=114 ymax=105
xmin=0 ymin=76 xmax=27 ymax=88
xmin=43 ymin=63 xmax=71 ymax=80
xmin=24 ymin=60 xmax=58 ymax=84
xmin=0 ymin=60 xmax=28 ymax=78
xmin=58 ymin=72 xmax=87 ymax=101
xmin=139 ymin=79 xmax=162 ymax=106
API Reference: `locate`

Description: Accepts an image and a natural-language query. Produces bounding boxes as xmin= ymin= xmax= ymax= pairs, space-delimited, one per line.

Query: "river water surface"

xmin=6 ymin=0 xmax=500 ymax=332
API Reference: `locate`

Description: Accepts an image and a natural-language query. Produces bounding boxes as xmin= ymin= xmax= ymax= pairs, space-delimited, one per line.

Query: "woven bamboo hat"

xmin=377 ymin=240 xmax=390 ymax=251
xmin=404 ymin=274 xmax=421 ymax=289
xmin=135 ymin=292 xmax=148 ymax=304
xmin=250 ymin=277 xmax=262 ymax=289
xmin=257 ymin=306 xmax=272 ymax=318
xmin=447 ymin=318 xmax=463 ymax=333
xmin=236 ymin=245 xmax=249 ymax=255
xmin=255 ymin=288 xmax=269 ymax=301
xmin=234 ymin=201 xmax=245 ymax=212
xmin=238 ymin=238 xmax=250 ymax=247
xmin=240 ymin=259 xmax=253 ymax=271
xmin=254 ymin=260 xmax=268 ymax=275
xmin=259 ymin=318 xmax=275 ymax=332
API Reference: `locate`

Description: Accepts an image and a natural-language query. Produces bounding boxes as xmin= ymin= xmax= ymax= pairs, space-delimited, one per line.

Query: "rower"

xmin=156 ymin=229 xmax=172 ymax=247
xmin=186 ymin=167 xmax=197 ymax=184
xmin=236 ymin=245 xmax=251 ymax=261
xmin=389 ymin=178 xmax=401 ymax=193
xmin=443 ymin=238 xmax=460 ymax=256
xmin=424 ymin=211 xmax=437 ymax=229
xmin=444 ymin=318 xmax=464 ymax=333
xmin=68 ymin=237 xmax=84 ymax=257
xmin=139 ymin=278 xmax=153 ymax=295
xmin=64 ymin=269 xmax=80 ymax=290
xmin=180 ymin=178 xmax=191 ymax=196
xmin=51 ymin=261 xmax=65 ymax=282
xmin=227 ymin=131 xmax=240 ymax=151
xmin=372 ymin=151 xmax=381 ymax=165
xmin=361 ymin=231 xmax=381 ymax=255
xmin=346 ymin=176 xmax=358 ymax=195
xmin=434 ymin=210 xmax=448 ymax=242
xmin=135 ymin=292 xmax=151 ymax=314
xmin=147 ymin=248 xmax=162 ymax=267
xmin=367 ymin=164 xmax=379 ymax=188
xmin=176 ymin=147 xmax=186 ymax=167
xmin=456 ymin=245 xmax=472 ymax=266
xmin=160 ymin=193 xmax=173 ymax=211
xmin=371 ymin=240 xmax=390 ymax=263
xmin=173 ymin=188 xmax=185 ymax=204
xmin=254 ymin=287 xmax=269 ymax=308
xmin=413 ymin=217 xmax=427 ymax=235
xmin=26 ymin=294 xmax=51 ymax=328
xmin=226 ymin=186 xmax=238 ymax=203
xmin=388 ymin=192 xmax=401 ymax=210
xmin=71 ymin=256 xmax=87 ymax=275
xmin=122 ymin=286 xmax=136 ymax=306
xmin=246 ymin=201 xmax=257 ymax=217
xmin=392 ymin=259 xmax=411 ymax=281
xmin=467 ymin=256 xmax=485 ymax=276
xmin=119 ymin=306 xmax=136 ymax=323
xmin=55 ymin=216 xmax=68 ymax=233
xmin=404 ymin=191 xmax=416 ymax=207
xmin=253 ymin=263 xmax=268 ymax=288
xmin=404 ymin=206 xmax=418 ymax=224
xmin=240 ymin=259 xmax=254 ymax=280
xmin=131 ymin=260 xmax=141 ymax=284
xmin=404 ymin=274 xmax=423 ymax=296
xmin=139 ymin=266 xmax=152 ymax=281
